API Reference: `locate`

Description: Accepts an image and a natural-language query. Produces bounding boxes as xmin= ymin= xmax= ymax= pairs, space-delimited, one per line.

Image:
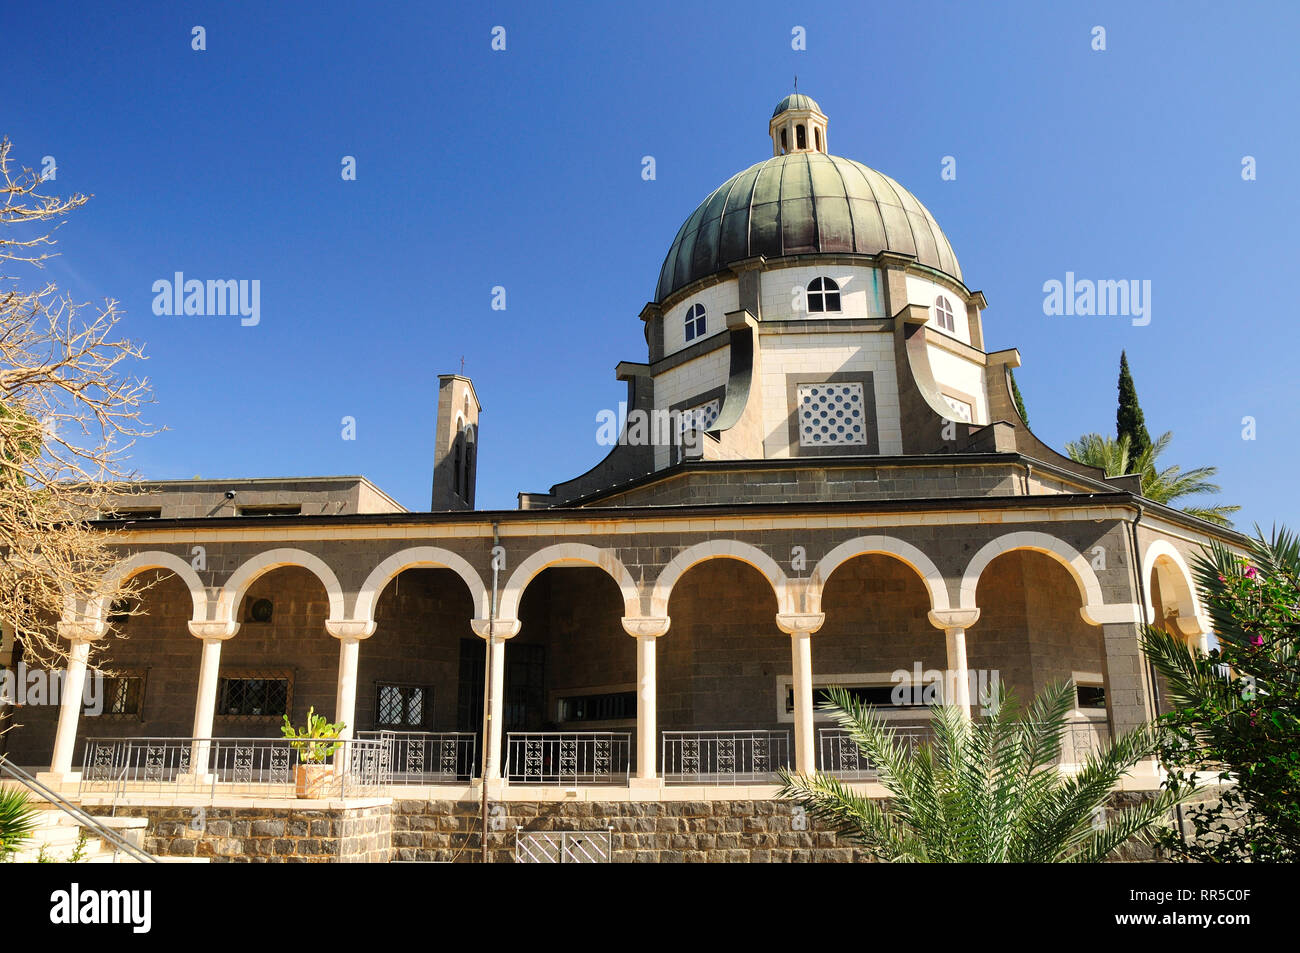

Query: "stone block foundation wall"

xmin=113 ymin=801 xmax=392 ymax=862
xmin=392 ymin=798 xmax=865 ymax=863
xmin=104 ymin=792 xmax=1172 ymax=862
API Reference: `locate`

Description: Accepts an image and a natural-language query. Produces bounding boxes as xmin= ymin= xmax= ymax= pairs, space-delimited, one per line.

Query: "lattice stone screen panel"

xmin=797 ymin=383 xmax=867 ymax=446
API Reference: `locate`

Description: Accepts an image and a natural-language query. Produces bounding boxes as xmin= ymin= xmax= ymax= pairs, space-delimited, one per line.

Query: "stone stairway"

xmin=8 ymin=808 xmax=204 ymax=863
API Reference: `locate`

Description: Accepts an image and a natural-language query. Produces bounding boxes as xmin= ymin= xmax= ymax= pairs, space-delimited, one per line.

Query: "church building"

xmin=0 ymin=95 xmax=1240 ymax=861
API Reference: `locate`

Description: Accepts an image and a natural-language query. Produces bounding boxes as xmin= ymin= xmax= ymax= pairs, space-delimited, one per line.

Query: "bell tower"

xmin=431 ymin=374 xmax=480 ymax=511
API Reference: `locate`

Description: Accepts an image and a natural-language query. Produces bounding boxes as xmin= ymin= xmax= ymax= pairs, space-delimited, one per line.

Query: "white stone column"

xmin=776 ymin=613 xmax=825 ymax=774
xmin=928 ymin=609 xmax=981 ymax=719
xmin=325 ymin=620 xmax=377 ymax=740
xmin=470 ymin=618 xmax=521 ymax=783
xmin=43 ymin=621 xmax=106 ymax=782
xmin=186 ymin=621 xmax=239 ymax=781
xmin=622 ymin=617 xmax=670 ymax=784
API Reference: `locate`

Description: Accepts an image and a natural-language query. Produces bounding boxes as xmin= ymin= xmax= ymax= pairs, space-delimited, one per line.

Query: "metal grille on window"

xmin=797 ymin=383 xmax=866 ymax=446
xmin=102 ymin=675 xmax=143 ymax=716
xmin=807 ymin=277 xmax=841 ymax=313
xmin=218 ymin=677 xmax=289 ymax=717
xmin=377 ymin=683 xmax=428 ymax=728
xmin=679 ymin=398 xmax=721 ymax=434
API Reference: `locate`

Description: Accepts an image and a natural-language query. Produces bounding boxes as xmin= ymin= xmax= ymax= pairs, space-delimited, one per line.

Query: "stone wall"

xmin=391 ymin=798 xmax=860 ymax=863
xmin=114 ymin=802 xmax=392 ymax=863
xmin=390 ymin=795 xmax=1166 ymax=862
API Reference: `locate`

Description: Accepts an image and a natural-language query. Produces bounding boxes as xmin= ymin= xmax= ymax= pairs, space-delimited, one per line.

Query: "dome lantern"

xmin=769 ymin=93 xmax=827 ymax=156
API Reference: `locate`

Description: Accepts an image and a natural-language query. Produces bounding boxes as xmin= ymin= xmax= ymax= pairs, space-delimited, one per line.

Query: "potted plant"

xmin=280 ymin=707 xmax=345 ymax=798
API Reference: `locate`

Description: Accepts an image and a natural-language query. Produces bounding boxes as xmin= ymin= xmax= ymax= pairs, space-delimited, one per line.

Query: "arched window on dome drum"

xmin=796 ymin=124 xmax=807 ymax=150
xmin=780 ymin=128 xmax=788 ymax=154
xmin=684 ymin=303 xmax=707 ymax=342
xmin=934 ymin=295 xmax=955 ymax=332
xmin=807 ymin=277 xmax=841 ymax=313
xmin=815 ymin=128 xmax=822 ymax=152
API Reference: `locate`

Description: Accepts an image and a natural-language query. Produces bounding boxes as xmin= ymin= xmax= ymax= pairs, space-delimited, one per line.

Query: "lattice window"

xmin=91 ymin=672 xmax=146 ymax=718
xmin=217 ymin=674 xmax=291 ymax=718
xmin=942 ymin=394 xmax=973 ymax=422
xmin=679 ymin=398 xmax=721 ymax=434
xmin=377 ymin=682 xmax=431 ymax=729
xmin=797 ymin=383 xmax=866 ymax=447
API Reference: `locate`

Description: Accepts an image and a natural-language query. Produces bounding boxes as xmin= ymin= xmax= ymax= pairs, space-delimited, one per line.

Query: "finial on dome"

xmin=769 ymin=91 xmax=827 ymax=157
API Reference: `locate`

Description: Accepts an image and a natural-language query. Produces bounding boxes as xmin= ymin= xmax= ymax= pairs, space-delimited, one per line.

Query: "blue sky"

xmin=7 ymin=1 xmax=1296 ymax=528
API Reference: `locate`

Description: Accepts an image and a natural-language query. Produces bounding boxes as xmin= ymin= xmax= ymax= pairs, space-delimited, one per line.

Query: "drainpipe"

xmin=481 ymin=521 xmax=500 ymax=863
xmin=1126 ymin=502 xmax=1160 ymax=716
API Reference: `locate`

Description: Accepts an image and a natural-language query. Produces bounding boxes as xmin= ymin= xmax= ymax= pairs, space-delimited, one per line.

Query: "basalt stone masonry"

xmin=113 ymin=801 xmax=393 ymax=863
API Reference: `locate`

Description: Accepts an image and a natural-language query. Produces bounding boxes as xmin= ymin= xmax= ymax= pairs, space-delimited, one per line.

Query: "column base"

xmin=472 ymin=778 xmax=508 ymax=799
xmin=35 ymin=771 xmax=81 ymax=787
xmin=175 ymin=772 xmax=217 ymax=786
xmin=628 ymin=776 xmax=664 ymax=791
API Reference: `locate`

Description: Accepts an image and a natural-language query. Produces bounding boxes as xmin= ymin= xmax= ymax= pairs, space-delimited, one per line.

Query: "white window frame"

xmin=684 ymin=303 xmax=707 ymax=342
xmin=933 ymin=294 xmax=955 ymax=331
xmin=806 ymin=277 xmax=841 ymax=314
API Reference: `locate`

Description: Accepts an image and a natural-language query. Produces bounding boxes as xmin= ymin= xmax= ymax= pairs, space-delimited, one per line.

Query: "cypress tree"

xmin=1116 ymin=351 xmax=1151 ymax=458
xmin=1009 ymin=368 xmax=1029 ymax=426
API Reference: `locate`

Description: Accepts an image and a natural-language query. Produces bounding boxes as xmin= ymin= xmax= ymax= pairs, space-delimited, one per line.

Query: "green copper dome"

xmin=772 ymin=93 xmax=822 ymax=117
xmin=655 ymin=152 xmax=961 ymax=304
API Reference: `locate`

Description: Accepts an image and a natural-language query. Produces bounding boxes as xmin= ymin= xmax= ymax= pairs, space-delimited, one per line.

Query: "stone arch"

xmin=216 ymin=548 xmax=346 ymax=623
xmin=650 ymin=539 xmax=791 ymax=616
xmin=354 ymin=546 xmax=489 ymax=622
xmin=93 ymin=550 xmax=207 ymax=623
xmin=1142 ymin=539 xmax=1208 ymax=641
xmin=808 ymin=535 xmax=950 ymax=614
xmin=498 ymin=543 xmax=639 ymax=620
xmin=960 ymin=531 xmax=1111 ymax=625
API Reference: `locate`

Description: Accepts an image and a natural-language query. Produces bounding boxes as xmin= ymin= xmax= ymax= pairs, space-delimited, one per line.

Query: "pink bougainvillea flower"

xmin=1245 ymin=565 xmax=1259 ymax=579
xmin=1251 ymin=634 xmax=1264 ymax=647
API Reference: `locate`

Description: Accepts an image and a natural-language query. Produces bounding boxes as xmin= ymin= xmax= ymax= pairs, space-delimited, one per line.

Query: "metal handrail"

xmin=0 ymin=756 xmax=156 ymax=864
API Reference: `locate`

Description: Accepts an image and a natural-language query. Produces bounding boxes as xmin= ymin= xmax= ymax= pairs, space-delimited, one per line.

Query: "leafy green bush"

xmin=778 ymin=681 xmax=1183 ymax=862
xmin=0 ymin=786 xmax=39 ymax=861
xmin=1143 ymin=527 xmax=1300 ymax=862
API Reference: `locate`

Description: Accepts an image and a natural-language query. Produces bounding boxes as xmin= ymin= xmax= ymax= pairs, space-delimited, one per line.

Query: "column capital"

xmin=324 ymin=619 xmax=376 ymax=641
xmin=57 ymin=620 xmax=108 ymax=643
xmin=1174 ymin=615 xmax=1209 ymax=638
xmin=470 ymin=618 xmax=521 ymax=640
xmin=775 ymin=612 xmax=824 ymax=636
xmin=622 ymin=616 xmax=670 ymax=639
xmin=928 ymin=608 xmax=981 ymax=631
xmin=188 ymin=620 xmax=240 ymax=641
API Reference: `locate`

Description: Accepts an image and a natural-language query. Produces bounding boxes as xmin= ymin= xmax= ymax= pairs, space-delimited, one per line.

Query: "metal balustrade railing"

xmin=1059 ymin=722 xmax=1109 ymax=765
xmin=357 ymin=731 xmax=477 ymax=783
xmin=661 ymin=730 xmax=791 ymax=785
xmin=78 ymin=736 xmax=389 ymax=799
xmin=817 ymin=725 xmax=930 ymax=779
xmin=817 ymin=721 xmax=1111 ymax=779
xmin=503 ymin=732 xmax=630 ymax=785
